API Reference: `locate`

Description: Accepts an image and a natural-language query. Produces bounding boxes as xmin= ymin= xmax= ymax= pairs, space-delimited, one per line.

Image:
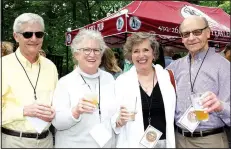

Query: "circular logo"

xmin=146 ymin=131 xmax=157 ymax=142
xmin=116 ymin=17 xmax=124 ymax=31
xmin=187 ymin=111 xmax=197 ymax=123
xmin=129 ymin=16 xmax=141 ymax=31
xmin=66 ymin=33 xmax=72 ymax=44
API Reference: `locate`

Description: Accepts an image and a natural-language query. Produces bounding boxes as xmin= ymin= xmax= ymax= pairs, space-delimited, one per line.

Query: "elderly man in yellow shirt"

xmin=2 ymin=13 xmax=58 ymax=148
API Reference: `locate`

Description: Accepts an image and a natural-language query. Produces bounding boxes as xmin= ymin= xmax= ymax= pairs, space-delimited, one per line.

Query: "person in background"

xmin=2 ymin=13 xmax=58 ymax=148
xmin=39 ymin=49 xmax=46 ymax=57
xmin=163 ymin=46 xmax=174 ymax=67
xmin=100 ymin=47 xmax=122 ymax=79
xmin=114 ymin=52 xmax=121 ymax=68
xmin=113 ymin=32 xmax=176 ymax=148
xmin=1 ymin=41 xmax=14 ymax=57
xmin=223 ymin=43 xmax=230 ymax=62
xmin=52 ymin=29 xmax=117 ymax=148
xmin=172 ymin=54 xmax=181 ymax=60
xmin=123 ymin=51 xmax=133 ymax=72
xmin=167 ymin=15 xmax=230 ymax=148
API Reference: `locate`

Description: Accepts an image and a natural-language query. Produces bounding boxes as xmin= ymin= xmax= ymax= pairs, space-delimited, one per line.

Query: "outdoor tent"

xmin=66 ymin=1 xmax=230 ymax=50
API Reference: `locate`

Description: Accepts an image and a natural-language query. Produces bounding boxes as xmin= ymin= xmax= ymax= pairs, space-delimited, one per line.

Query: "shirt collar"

xmin=15 ymin=48 xmax=41 ymax=67
xmin=165 ymin=56 xmax=172 ymax=59
xmin=186 ymin=48 xmax=211 ymax=63
xmin=76 ymin=66 xmax=101 ymax=79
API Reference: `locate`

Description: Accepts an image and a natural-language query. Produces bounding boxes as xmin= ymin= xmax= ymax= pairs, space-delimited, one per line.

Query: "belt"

xmin=2 ymin=127 xmax=49 ymax=139
xmin=176 ymin=126 xmax=224 ymax=137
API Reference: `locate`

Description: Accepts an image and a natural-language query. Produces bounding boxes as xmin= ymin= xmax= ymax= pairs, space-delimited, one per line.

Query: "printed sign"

xmin=129 ymin=16 xmax=141 ymax=31
xmin=116 ymin=17 xmax=124 ymax=31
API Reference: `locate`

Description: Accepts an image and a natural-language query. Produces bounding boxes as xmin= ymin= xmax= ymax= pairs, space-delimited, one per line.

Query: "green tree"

xmin=199 ymin=1 xmax=230 ymax=14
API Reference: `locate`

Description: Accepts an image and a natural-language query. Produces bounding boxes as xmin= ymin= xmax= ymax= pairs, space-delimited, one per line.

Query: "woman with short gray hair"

xmin=52 ymin=29 xmax=117 ymax=148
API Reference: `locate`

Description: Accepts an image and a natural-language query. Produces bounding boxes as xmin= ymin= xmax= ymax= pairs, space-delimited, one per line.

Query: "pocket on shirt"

xmin=200 ymin=78 xmax=217 ymax=91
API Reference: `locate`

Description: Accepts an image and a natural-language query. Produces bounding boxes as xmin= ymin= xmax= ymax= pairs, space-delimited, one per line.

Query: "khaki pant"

xmin=175 ymin=131 xmax=229 ymax=148
xmin=225 ymin=126 xmax=231 ymax=148
xmin=2 ymin=132 xmax=53 ymax=148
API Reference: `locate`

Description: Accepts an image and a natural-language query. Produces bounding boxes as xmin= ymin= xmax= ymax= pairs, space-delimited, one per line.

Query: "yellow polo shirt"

xmin=2 ymin=49 xmax=58 ymax=132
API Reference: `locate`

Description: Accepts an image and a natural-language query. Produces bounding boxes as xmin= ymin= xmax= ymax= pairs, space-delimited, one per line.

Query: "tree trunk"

xmin=72 ymin=0 xmax=76 ymax=21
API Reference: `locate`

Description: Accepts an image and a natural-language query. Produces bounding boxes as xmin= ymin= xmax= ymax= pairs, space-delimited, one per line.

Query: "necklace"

xmin=138 ymin=70 xmax=155 ymax=96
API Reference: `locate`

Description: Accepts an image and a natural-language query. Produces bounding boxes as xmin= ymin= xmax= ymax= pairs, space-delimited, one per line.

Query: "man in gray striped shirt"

xmin=167 ymin=16 xmax=230 ymax=148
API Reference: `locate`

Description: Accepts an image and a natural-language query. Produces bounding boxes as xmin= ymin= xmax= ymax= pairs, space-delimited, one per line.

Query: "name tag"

xmin=177 ymin=105 xmax=200 ymax=133
xmin=89 ymin=123 xmax=112 ymax=147
xmin=139 ymin=125 xmax=162 ymax=148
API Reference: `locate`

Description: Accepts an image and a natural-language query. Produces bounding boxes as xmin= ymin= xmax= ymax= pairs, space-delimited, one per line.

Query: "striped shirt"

xmin=167 ymin=47 xmax=230 ymax=131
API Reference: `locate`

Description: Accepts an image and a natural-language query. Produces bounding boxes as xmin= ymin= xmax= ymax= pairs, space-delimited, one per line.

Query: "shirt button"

xmin=188 ymin=82 xmax=190 ymax=84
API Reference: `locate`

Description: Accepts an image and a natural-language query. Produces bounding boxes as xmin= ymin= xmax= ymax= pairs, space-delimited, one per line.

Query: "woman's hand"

xmin=72 ymin=98 xmax=97 ymax=119
xmin=116 ymin=106 xmax=131 ymax=127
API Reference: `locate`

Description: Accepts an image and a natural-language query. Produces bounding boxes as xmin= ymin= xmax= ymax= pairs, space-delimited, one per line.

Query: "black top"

xmin=140 ymin=82 xmax=166 ymax=140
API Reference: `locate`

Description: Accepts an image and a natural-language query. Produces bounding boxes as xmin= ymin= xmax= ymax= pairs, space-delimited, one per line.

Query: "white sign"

xmin=116 ymin=17 xmax=124 ymax=31
xmin=66 ymin=33 xmax=71 ymax=45
xmin=129 ymin=16 xmax=141 ymax=31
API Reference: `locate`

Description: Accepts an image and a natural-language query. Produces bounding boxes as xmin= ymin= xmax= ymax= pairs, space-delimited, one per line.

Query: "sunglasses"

xmin=18 ymin=31 xmax=45 ymax=39
xmin=180 ymin=26 xmax=208 ymax=38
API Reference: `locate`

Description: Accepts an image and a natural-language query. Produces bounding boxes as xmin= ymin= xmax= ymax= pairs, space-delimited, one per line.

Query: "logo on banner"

xmin=66 ymin=33 xmax=72 ymax=45
xmin=181 ymin=5 xmax=230 ymax=32
xmin=129 ymin=16 xmax=141 ymax=31
xmin=116 ymin=17 xmax=124 ymax=31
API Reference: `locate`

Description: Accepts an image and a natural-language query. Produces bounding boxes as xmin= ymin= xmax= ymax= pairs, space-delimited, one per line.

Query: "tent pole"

xmin=66 ymin=46 xmax=68 ymax=74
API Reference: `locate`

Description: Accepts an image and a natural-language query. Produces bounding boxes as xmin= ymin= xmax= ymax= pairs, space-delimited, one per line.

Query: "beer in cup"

xmin=83 ymin=92 xmax=99 ymax=107
xmin=127 ymin=110 xmax=137 ymax=121
xmin=122 ymin=96 xmax=137 ymax=121
xmin=190 ymin=93 xmax=209 ymax=121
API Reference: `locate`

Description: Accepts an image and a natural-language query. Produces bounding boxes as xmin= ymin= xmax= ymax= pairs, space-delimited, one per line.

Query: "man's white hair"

xmin=13 ymin=13 xmax=44 ymax=33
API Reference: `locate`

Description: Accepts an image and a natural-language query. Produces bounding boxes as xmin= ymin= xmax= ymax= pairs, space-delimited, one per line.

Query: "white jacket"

xmin=52 ymin=68 xmax=117 ymax=148
xmin=114 ymin=64 xmax=176 ymax=148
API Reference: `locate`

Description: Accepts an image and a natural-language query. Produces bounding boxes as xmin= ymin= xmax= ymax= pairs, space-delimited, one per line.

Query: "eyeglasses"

xmin=17 ymin=31 xmax=45 ymax=39
xmin=180 ymin=26 xmax=208 ymax=38
xmin=77 ymin=48 xmax=101 ymax=55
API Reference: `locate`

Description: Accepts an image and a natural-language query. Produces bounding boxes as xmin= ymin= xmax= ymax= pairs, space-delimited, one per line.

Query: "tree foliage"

xmin=199 ymin=1 xmax=230 ymax=14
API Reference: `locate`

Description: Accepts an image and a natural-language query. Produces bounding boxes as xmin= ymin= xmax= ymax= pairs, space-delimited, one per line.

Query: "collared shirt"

xmin=167 ymin=47 xmax=230 ymax=131
xmin=164 ymin=56 xmax=174 ymax=67
xmin=2 ymin=48 xmax=58 ymax=132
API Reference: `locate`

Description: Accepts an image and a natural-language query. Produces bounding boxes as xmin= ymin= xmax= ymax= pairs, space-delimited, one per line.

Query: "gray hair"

xmin=13 ymin=13 xmax=45 ymax=33
xmin=123 ymin=32 xmax=159 ymax=60
xmin=71 ymin=29 xmax=106 ymax=54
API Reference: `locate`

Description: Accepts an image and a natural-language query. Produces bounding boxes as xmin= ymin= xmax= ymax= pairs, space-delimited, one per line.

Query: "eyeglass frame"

xmin=17 ymin=31 xmax=46 ymax=39
xmin=180 ymin=26 xmax=208 ymax=38
xmin=76 ymin=48 xmax=102 ymax=55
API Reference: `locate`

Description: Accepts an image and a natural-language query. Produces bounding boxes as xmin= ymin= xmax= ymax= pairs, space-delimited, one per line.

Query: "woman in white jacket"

xmin=113 ymin=32 xmax=176 ymax=148
xmin=52 ymin=29 xmax=117 ymax=148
